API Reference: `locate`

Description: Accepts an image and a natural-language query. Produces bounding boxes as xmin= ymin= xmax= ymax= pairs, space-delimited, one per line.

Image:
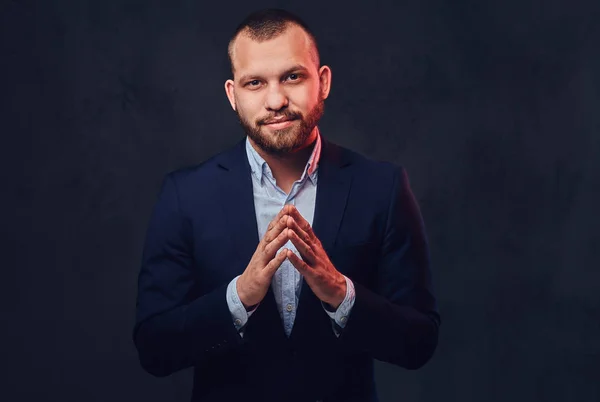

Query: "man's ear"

xmin=224 ymin=79 xmax=236 ymax=111
xmin=318 ymin=65 xmax=332 ymax=100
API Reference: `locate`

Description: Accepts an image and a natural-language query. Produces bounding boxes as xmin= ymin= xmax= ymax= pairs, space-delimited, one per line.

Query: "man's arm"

xmin=133 ymin=174 xmax=246 ymax=378
xmin=336 ymin=166 xmax=440 ymax=369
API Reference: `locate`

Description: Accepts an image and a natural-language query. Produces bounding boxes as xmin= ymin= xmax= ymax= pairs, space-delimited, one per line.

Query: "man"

xmin=133 ymin=8 xmax=440 ymax=402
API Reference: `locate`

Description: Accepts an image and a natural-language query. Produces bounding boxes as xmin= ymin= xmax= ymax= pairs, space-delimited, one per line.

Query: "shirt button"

xmin=286 ymin=304 xmax=293 ymax=312
xmin=340 ymin=316 xmax=347 ymax=323
xmin=234 ymin=319 xmax=242 ymax=326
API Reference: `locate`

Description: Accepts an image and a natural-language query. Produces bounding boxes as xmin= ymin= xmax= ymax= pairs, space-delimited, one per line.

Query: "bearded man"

xmin=133 ymin=8 xmax=440 ymax=402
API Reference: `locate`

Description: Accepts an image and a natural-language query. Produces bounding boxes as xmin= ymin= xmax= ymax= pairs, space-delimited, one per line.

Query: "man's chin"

xmin=256 ymin=139 xmax=304 ymax=156
xmin=262 ymin=139 xmax=301 ymax=155
xmin=245 ymin=124 xmax=312 ymax=155
xmin=260 ymin=123 xmax=298 ymax=135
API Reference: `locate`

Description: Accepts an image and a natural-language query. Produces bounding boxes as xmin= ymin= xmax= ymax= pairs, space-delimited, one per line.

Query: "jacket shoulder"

xmin=163 ymin=140 xmax=242 ymax=185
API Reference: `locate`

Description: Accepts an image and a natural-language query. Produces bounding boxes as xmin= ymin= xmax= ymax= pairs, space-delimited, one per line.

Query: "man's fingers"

xmin=263 ymin=215 xmax=288 ymax=245
xmin=287 ymin=250 xmax=310 ymax=275
xmin=286 ymin=217 xmax=311 ymax=244
xmin=265 ymin=248 xmax=289 ymax=275
xmin=267 ymin=207 xmax=288 ymax=231
xmin=264 ymin=228 xmax=290 ymax=259
xmin=287 ymin=207 xmax=314 ymax=236
xmin=288 ymin=229 xmax=316 ymax=264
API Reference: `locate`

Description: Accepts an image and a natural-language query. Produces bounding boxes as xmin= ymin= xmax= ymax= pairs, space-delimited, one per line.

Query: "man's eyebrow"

xmin=238 ymin=64 xmax=310 ymax=83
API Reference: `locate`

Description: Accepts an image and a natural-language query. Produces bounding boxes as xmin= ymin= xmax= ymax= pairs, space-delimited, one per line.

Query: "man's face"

xmin=225 ymin=24 xmax=331 ymax=156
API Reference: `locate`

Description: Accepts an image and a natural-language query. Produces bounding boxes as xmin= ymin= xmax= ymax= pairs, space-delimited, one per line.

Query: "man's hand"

xmin=283 ymin=205 xmax=347 ymax=309
xmin=237 ymin=207 xmax=291 ymax=308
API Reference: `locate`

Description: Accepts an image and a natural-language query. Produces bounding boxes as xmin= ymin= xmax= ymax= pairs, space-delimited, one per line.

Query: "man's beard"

xmin=235 ymin=94 xmax=325 ymax=156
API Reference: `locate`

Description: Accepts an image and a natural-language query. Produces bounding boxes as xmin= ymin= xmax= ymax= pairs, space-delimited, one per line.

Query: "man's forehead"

xmin=232 ymin=25 xmax=315 ymax=73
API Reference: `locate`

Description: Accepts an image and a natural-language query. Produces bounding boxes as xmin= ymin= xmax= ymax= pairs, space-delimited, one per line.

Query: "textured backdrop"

xmin=2 ymin=0 xmax=599 ymax=401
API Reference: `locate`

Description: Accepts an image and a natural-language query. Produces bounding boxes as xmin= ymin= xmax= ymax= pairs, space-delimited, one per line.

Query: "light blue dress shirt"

xmin=226 ymin=128 xmax=356 ymax=338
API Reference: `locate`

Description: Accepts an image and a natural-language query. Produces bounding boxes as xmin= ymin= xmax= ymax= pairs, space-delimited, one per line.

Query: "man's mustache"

xmin=259 ymin=112 xmax=301 ymax=125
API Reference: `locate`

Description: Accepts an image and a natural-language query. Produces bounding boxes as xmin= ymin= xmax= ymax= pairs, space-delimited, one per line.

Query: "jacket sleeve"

xmin=132 ymin=173 xmax=246 ymax=377
xmin=336 ymin=166 xmax=441 ymax=369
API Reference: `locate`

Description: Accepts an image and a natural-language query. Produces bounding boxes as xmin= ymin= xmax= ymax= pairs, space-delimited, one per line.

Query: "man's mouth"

xmin=264 ymin=117 xmax=295 ymax=125
xmin=263 ymin=118 xmax=297 ymax=128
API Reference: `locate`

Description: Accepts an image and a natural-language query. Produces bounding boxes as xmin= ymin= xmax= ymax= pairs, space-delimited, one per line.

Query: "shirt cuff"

xmin=226 ymin=275 xmax=259 ymax=333
xmin=321 ymin=275 xmax=355 ymax=329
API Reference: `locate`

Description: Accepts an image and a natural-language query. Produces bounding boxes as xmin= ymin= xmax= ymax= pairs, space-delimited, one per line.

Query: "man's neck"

xmin=250 ymin=129 xmax=318 ymax=194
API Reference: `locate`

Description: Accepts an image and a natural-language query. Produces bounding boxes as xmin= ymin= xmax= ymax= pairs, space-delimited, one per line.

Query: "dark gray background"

xmin=2 ymin=0 xmax=599 ymax=401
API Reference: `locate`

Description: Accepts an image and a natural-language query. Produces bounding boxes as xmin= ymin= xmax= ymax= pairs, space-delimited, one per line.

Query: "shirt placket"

xmin=282 ymin=184 xmax=301 ymax=334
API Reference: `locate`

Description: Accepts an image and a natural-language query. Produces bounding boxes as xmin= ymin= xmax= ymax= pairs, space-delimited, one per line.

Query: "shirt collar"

xmin=245 ymin=127 xmax=321 ymax=185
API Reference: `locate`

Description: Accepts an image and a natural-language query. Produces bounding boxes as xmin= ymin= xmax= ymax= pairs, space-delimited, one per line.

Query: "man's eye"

xmin=248 ymin=80 xmax=260 ymax=86
xmin=288 ymin=74 xmax=299 ymax=81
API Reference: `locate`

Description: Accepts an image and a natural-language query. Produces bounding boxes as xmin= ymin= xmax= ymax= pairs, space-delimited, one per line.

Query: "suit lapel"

xmin=311 ymin=137 xmax=353 ymax=252
xmin=215 ymin=138 xmax=260 ymax=263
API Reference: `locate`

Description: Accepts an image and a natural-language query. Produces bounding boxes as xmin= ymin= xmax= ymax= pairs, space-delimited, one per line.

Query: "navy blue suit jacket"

xmin=133 ymin=136 xmax=440 ymax=402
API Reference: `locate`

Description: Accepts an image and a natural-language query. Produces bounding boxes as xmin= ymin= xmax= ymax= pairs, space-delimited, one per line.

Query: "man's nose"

xmin=264 ymin=84 xmax=289 ymax=111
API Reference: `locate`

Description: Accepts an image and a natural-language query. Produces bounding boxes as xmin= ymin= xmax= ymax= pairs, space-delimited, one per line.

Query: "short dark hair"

xmin=227 ymin=8 xmax=321 ymax=78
